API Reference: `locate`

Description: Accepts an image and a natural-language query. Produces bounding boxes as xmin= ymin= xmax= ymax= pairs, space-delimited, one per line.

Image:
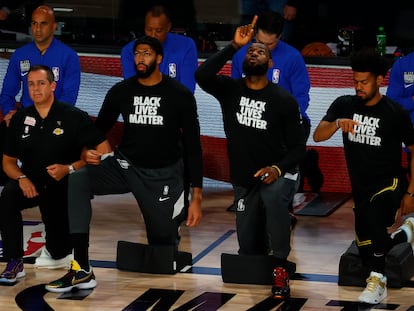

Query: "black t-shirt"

xmin=322 ymin=95 xmax=414 ymax=193
xmin=196 ymin=44 xmax=306 ymax=188
xmin=5 ymin=101 xmax=105 ymax=186
xmin=95 ymin=75 xmax=203 ymax=188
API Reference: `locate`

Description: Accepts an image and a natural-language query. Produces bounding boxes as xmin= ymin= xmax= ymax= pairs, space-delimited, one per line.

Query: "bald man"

xmin=0 ymin=5 xmax=80 ymax=116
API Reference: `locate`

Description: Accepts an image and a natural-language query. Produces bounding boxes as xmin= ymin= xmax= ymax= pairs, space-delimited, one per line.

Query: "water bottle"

xmin=376 ymin=26 xmax=387 ymax=56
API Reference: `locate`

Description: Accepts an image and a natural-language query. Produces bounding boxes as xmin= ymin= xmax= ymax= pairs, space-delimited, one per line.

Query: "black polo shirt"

xmin=5 ymin=100 xmax=105 ymax=186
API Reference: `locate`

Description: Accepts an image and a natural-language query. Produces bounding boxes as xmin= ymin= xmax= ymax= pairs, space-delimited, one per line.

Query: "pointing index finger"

xmin=250 ymin=15 xmax=258 ymax=29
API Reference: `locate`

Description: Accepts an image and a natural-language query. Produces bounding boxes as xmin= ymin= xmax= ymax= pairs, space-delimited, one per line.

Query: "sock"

xmin=390 ymin=229 xmax=407 ymax=244
xmin=71 ymin=233 xmax=90 ymax=271
xmin=273 ymin=257 xmax=288 ymax=269
xmin=370 ymin=253 xmax=385 ymax=275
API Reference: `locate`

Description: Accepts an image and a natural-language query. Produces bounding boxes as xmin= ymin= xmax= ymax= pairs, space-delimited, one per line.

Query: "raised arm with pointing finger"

xmin=195 ymin=16 xmax=305 ymax=301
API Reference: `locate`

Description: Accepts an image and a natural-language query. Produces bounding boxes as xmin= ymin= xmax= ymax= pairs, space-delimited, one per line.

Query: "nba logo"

xmin=237 ymin=199 xmax=245 ymax=212
xmin=169 ymin=63 xmax=176 ymax=78
xmin=52 ymin=67 xmax=60 ymax=81
xmin=272 ymin=69 xmax=280 ymax=84
xmin=20 ymin=60 xmax=30 ymax=74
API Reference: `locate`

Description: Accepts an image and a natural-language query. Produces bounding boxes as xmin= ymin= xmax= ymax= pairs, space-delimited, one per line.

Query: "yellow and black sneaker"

xmin=45 ymin=260 xmax=96 ymax=293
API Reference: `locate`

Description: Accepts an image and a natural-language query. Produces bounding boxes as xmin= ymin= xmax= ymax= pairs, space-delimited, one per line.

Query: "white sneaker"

xmin=391 ymin=217 xmax=414 ymax=243
xmin=400 ymin=217 xmax=414 ymax=243
xmin=358 ymin=271 xmax=387 ymax=304
xmin=34 ymin=248 xmax=73 ymax=269
xmin=292 ymin=193 xmax=305 ymax=206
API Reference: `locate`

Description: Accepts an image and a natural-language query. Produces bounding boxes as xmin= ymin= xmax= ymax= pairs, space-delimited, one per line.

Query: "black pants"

xmin=0 ymin=121 xmax=8 ymax=185
xmin=353 ymin=177 xmax=404 ymax=272
xmin=68 ymin=154 xmax=187 ymax=246
xmin=0 ymin=179 xmax=72 ymax=260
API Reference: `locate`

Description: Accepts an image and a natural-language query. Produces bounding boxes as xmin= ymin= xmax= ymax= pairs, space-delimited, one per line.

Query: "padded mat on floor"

xmin=293 ymin=192 xmax=351 ymax=216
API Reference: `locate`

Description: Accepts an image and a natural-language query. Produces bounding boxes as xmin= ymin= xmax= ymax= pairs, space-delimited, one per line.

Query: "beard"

xmin=136 ymin=60 xmax=157 ymax=78
xmin=356 ymin=90 xmax=375 ymax=104
xmin=242 ymin=60 xmax=268 ymax=76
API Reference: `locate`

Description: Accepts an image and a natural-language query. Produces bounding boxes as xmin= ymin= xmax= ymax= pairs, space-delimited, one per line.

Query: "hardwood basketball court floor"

xmin=1 ymin=188 xmax=414 ymax=310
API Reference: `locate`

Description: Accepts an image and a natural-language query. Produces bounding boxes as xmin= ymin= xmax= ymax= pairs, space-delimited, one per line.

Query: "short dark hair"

xmin=256 ymin=11 xmax=284 ymax=36
xmin=350 ymin=48 xmax=390 ymax=77
xmin=133 ymin=35 xmax=164 ymax=56
xmin=28 ymin=65 xmax=55 ymax=82
xmin=146 ymin=5 xmax=171 ymax=22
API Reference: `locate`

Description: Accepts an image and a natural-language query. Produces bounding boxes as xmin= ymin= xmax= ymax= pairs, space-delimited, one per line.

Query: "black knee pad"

xmin=116 ymin=240 xmax=192 ymax=274
xmin=338 ymin=240 xmax=414 ymax=288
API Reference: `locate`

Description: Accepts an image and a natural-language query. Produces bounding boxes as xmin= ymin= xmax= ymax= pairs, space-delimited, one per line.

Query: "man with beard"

xmin=45 ymin=35 xmax=203 ymax=293
xmin=195 ymin=16 xmax=305 ymax=300
xmin=313 ymin=49 xmax=414 ymax=304
xmin=232 ymin=11 xmax=310 ymax=140
xmin=230 ymin=11 xmax=314 ymax=222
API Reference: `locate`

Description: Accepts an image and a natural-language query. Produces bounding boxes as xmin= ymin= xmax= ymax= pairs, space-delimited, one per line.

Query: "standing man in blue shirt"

xmin=386 ymin=52 xmax=414 ymax=115
xmin=386 ymin=51 xmax=414 ymax=175
xmin=0 ymin=5 xmax=80 ymax=116
xmin=120 ymin=5 xmax=198 ymax=93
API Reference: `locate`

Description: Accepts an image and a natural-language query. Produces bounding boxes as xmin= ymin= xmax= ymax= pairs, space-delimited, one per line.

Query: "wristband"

xmin=406 ymin=191 xmax=414 ymax=197
xmin=336 ymin=118 xmax=342 ymax=129
xmin=17 ymin=175 xmax=27 ymax=180
xmin=271 ymin=165 xmax=282 ymax=176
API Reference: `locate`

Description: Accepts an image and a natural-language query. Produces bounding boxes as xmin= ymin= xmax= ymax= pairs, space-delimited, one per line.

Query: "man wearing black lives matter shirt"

xmin=195 ymin=16 xmax=305 ymax=300
xmin=46 ymin=36 xmax=203 ymax=293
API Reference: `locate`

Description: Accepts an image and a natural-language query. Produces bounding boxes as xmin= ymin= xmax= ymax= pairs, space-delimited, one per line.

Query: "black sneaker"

xmin=45 ymin=260 xmax=96 ymax=293
xmin=272 ymin=266 xmax=290 ymax=299
xmin=0 ymin=258 xmax=25 ymax=285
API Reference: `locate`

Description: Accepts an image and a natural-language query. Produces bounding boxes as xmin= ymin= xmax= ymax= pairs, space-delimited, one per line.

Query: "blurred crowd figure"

xmin=239 ymin=0 xmax=300 ymax=42
xmin=0 ymin=1 xmax=43 ymax=32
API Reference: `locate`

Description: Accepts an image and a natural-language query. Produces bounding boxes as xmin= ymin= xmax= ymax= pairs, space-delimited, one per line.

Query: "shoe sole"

xmin=0 ymin=271 xmax=26 ymax=285
xmin=34 ymin=263 xmax=71 ymax=269
xmin=272 ymin=294 xmax=290 ymax=300
xmin=34 ymin=257 xmax=73 ymax=269
xmin=45 ymin=279 xmax=97 ymax=293
xmin=0 ymin=279 xmax=17 ymax=286
xmin=358 ymin=289 xmax=387 ymax=304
